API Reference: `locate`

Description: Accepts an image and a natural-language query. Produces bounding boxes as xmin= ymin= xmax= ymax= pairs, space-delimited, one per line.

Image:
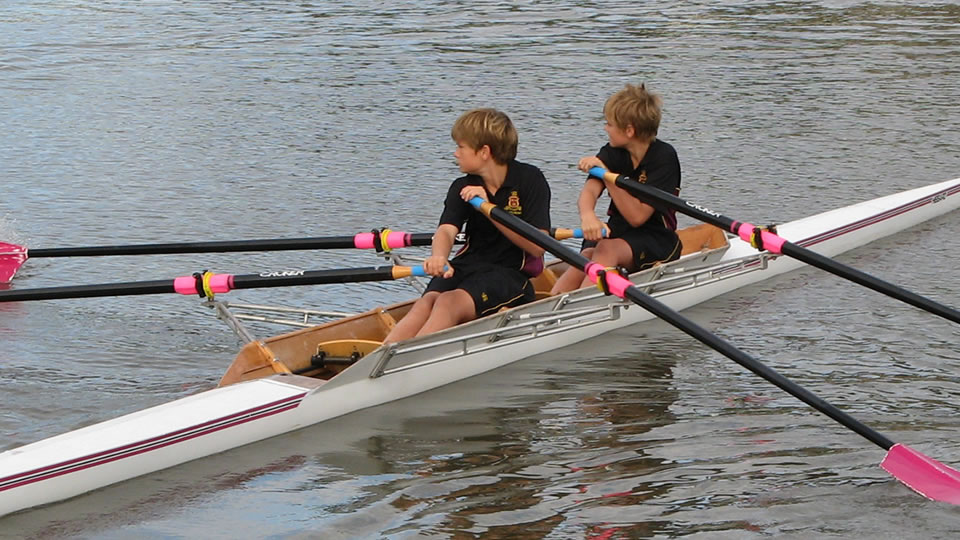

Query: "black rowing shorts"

xmin=424 ymin=264 xmax=535 ymax=318
xmin=581 ymin=227 xmax=682 ymax=271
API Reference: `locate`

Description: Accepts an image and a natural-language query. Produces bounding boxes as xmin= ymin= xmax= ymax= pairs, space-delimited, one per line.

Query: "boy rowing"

xmin=384 ymin=109 xmax=551 ymax=343
xmin=550 ymin=83 xmax=682 ymax=294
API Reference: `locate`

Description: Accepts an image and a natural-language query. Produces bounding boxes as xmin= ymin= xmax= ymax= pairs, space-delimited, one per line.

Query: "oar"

xmin=588 ymin=167 xmax=960 ymax=326
xmin=3 ymin=230 xmax=438 ymax=258
xmin=0 ymin=231 xmax=434 ymax=284
xmin=0 ymin=265 xmax=434 ymax=303
xmin=0 ymin=227 xmax=592 ymax=284
xmin=469 ymin=195 xmax=960 ymax=505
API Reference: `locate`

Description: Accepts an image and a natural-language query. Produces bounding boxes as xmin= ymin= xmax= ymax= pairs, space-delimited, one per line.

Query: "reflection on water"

xmin=2 ymin=0 xmax=960 ymax=537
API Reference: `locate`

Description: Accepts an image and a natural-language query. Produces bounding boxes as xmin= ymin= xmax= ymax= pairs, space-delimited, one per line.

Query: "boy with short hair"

xmin=550 ymin=83 xmax=682 ymax=294
xmin=384 ymin=108 xmax=551 ymax=343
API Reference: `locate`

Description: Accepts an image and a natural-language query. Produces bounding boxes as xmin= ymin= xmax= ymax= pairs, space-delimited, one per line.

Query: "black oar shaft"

xmin=229 ymin=267 xmax=398 ymax=290
xmin=0 ymin=280 xmax=176 ymax=302
xmin=471 ymin=197 xmax=896 ymax=450
xmin=620 ymin=286 xmax=894 ymax=449
xmin=595 ymin=169 xmax=960 ymax=326
xmin=0 ymin=266 xmax=414 ymax=302
xmin=781 ymin=243 xmax=960 ymax=324
xmin=26 ymin=234 xmax=437 ymax=258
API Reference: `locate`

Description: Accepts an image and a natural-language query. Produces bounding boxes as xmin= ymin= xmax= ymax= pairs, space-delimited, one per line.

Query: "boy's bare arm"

xmin=605 ymin=183 xmax=655 ymax=227
xmin=577 ymin=179 xmax=607 ymax=240
xmin=425 ymin=224 xmax=460 ymax=277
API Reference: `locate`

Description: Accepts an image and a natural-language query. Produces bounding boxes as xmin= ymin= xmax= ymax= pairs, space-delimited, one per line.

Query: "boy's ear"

xmin=625 ymin=124 xmax=636 ymax=138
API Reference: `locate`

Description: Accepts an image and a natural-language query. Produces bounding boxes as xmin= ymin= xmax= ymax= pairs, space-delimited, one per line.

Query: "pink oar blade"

xmin=0 ymin=242 xmax=27 ymax=284
xmin=882 ymin=443 xmax=960 ymax=504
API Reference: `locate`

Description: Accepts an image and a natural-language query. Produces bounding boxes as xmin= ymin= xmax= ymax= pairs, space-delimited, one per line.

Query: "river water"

xmin=2 ymin=1 xmax=960 ymax=538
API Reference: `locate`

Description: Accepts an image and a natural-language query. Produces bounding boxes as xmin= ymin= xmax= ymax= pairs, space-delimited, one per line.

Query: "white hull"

xmin=2 ymin=177 xmax=959 ymax=517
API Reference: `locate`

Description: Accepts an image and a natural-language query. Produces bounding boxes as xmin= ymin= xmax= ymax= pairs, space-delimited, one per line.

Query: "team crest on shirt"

xmin=481 ymin=292 xmax=489 ymax=302
xmin=638 ymin=170 xmax=648 ymax=184
xmin=505 ymin=191 xmax=522 ymax=215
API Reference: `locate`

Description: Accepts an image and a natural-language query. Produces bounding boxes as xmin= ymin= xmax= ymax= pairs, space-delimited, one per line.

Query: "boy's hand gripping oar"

xmin=0 ymin=265 xmax=436 ymax=302
xmin=589 ymin=167 xmax=960 ymax=326
xmin=0 ymin=229 xmax=435 ymax=284
xmin=469 ymin=195 xmax=960 ymax=505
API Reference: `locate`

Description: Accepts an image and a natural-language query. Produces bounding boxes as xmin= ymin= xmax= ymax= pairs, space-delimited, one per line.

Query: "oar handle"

xmin=550 ymin=227 xmax=610 ymax=240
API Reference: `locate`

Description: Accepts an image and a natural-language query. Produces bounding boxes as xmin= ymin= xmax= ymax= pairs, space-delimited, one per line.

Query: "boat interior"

xmin=217 ymin=223 xmax=729 ymax=387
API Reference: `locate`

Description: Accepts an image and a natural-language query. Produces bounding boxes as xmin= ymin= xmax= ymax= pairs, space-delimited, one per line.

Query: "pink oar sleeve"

xmin=173 ymin=276 xmax=198 ymax=295
xmin=735 ymin=223 xmax=786 ymax=254
xmin=173 ymin=274 xmax=234 ymax=295
xmin=353 ymin=231 xmax=410 ymax=250
xmin=385 ymin=231 xmax=410 ymax=249
xmin=584 ymin=262 xmax=631 ymax=298
xmin=353 ymin=233 xmax=376 ymax=250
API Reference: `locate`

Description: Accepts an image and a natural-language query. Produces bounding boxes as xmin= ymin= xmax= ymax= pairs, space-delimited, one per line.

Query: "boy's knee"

xmin=592 ymin=241 xmax=618 ymax=261
xmin=436 ymin=290 xmax=475 ymax=317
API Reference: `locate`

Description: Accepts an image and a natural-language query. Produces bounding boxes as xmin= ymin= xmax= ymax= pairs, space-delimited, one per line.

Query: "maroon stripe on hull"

xmin=796 ymin=186 xmax=960 ymax=248
xmin=715 ymin=185 xmax=958 ymax=273
xmin=0 ymin=392 xmax=305 ymax=492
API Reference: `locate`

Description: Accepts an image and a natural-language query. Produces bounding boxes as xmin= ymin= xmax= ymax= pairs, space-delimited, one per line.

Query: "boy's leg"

xmin=550 ymin=247 xmax=595 ymax=295
xmin=578 ymin=238 xmax=633 ymax=289
xmin=416 ymin=289 xmax=476 ymax=337
xmin=383 ymin=291 xmax=440 ymax=344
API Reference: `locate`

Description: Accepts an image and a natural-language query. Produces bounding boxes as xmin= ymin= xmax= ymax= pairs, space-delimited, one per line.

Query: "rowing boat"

xmin=2 ymin=177 xmax=959 ymax=517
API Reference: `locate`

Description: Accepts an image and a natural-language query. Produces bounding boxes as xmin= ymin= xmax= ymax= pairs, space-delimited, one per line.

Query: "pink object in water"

xmin=0 ymin=242 xmax=27 ymax=283
xmin=881 ymin=443 xmax=960 ymax=504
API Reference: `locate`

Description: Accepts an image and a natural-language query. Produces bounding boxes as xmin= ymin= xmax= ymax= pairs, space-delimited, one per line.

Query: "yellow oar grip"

xmin=391 ymin=266 xmax=413 ymax=279
xmin=477 ymin=200 xmax=496 ymax=217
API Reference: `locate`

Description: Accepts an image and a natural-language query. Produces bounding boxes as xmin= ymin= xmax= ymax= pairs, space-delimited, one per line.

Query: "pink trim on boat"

xmin=0 ymin=393 xmax=306 ymax=492
xmin=881 ymin=443 xmax=960 ymax=504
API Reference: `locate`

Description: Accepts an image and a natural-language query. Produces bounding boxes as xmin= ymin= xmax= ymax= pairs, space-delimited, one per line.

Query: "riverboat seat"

xmin=303 ymin=339 xmax=382 ymax=375
xmin=530 ymin=267 xmax=558 ymax=300
xmin=677 ymin=224 xmax=727 ymax=255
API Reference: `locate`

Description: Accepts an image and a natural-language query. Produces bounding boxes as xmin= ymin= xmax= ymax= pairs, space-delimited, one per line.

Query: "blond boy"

xmin=551 ymin=84 xmax=682 ymax=294
xmin=385 ymin=109 xmax=551 ymax=343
